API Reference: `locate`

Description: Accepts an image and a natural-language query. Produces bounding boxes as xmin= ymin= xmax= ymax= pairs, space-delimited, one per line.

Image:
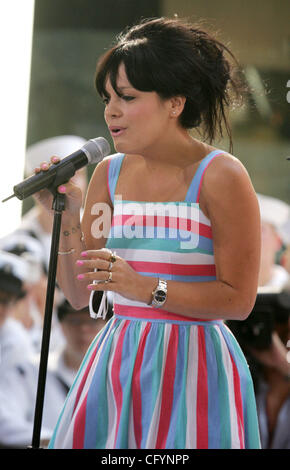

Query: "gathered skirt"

xmin=48 ymin=314 xmax=261 ymax=449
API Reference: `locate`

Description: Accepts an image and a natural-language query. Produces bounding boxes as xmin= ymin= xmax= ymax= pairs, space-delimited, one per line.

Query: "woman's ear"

xmin=170 ymin=96 xmax=186 ymax=118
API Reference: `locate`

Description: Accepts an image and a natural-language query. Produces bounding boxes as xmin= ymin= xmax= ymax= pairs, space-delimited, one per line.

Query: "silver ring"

xmin=108 ymin=261 xmax=113 ymax=271
xmin=105 ymin=271 xmax=113 ymax=284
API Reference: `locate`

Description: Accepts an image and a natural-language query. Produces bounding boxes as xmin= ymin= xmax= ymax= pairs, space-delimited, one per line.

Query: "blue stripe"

xmin=107 ymin=237 xmax=213 ymax=256
xmin=219 ymin=325 xmax=261 ymax=449
xmin=204 ymin=326 xmax=221 ymax=448
xmin=185 ymin=150 xmax=225 ymax=203
xmin=110 ymin=226 xmax=201 ymax=248
xmin=108 ymin=153 xmax=125 ymax=201
xmin=139 ymin=323 xmax=164 ymax=447
xmin=83 ymin=320 xmax=121 ymax=448
xmin=134 ymin=272 xmax=216 ymax=283
xmin=166 ymin=325 xmax=188 ymax=448
xmin=114 ymin=320 xmax=142 ymax=448
xmin=207 ymin=326 xmax=232 ymax=448
xmin=108 ymin=227 xmax=213 ymax=252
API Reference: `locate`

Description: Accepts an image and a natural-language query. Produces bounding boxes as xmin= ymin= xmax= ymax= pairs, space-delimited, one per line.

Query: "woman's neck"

xmin=140 ymin=133 xmax=211 ymax=170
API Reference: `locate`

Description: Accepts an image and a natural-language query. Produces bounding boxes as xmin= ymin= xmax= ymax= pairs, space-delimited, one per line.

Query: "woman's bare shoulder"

xmin=200 ymin=152 xmax=258 ymax=218
xmin=205 ymin=152 xmax=249 ymax=183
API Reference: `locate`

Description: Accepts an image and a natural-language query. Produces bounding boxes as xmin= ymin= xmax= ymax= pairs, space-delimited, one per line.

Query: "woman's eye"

xmin=102 ymin=96 xmax=110 ymax=105
xmin=122 ymin=95 xmax=135 ymax=102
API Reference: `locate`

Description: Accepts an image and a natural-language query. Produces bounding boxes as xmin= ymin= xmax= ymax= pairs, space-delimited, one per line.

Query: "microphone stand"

xmin=29 ymin=190 xmax=66 ymax=449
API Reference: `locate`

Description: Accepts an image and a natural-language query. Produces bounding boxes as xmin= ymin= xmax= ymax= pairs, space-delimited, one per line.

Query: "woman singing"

xmin=35 ymin=17 xmax=261 ymax=449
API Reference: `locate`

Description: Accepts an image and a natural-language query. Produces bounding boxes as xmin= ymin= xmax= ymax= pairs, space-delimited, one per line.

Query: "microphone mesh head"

xmin=82 ymin=137 xmax=111 ymax=164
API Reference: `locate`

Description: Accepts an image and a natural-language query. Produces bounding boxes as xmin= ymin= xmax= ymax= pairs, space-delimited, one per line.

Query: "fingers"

xmin=33 ymin=156 xmax=80 ymax=196
xmin=80 ymin=248 xmax=118 ymax=261
xmin=76 ymin=249 xmax=119 ymax=291
xmin=76 ymin=258 xmax=111 ymax=271
xmin=77 ymin=270 xmax=114 ymax=284
xmin=34 ymin=156 xmax=60 ymax=174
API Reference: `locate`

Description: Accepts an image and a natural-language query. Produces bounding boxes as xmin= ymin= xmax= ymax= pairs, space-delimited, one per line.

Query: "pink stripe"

xmin=196 ymin=153 xmax=224 ymax=203
xmin=132 ymin=323 xmax=151 ymax=448
xmin=196 ymin=326 xmax=208 ymax=449
xmin=230 ymin=355 xmax=245 ymax=448
xmin=155 ymin=325 xmax=179 ymax=448
xmin=73 ymin=344 xmax=99 ymax=414
xmin=127 ymin=260 xmax=216 ymax=276
xmin=111 ymin=320 xmax=130 ymax=447
xmin=112 ymin=214 xmax=212 ymax=238
xmin=114 ymin=304 xmax=217 ymax=322
xmin=72 ymin=394 xmax=88 ymax=448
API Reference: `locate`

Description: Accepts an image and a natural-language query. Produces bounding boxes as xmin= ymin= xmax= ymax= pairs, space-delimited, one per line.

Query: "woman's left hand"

xmin=76 ymin=248 xmax=155 ymax=304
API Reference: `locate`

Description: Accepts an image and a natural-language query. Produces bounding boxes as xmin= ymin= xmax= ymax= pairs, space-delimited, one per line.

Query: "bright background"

xmin=0 ymin=0 xmax=35 ymax=237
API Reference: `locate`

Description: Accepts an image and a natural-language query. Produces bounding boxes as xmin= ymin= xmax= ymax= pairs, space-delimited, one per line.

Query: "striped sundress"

xmin=49 ymin=150 xmax=261 ymax=449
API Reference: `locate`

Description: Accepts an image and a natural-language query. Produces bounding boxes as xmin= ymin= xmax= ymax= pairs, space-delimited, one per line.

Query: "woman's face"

xmin=103 ymin=64 xmax=173 ymax=155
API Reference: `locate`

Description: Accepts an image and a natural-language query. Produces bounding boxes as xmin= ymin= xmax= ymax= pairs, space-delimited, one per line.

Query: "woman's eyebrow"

xmin=117 ymin=86 xmax=134 ymax=91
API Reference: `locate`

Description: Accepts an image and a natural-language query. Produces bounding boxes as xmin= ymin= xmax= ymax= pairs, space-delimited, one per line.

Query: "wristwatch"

xmin=149 ymin=279 xmax=168 ymax=308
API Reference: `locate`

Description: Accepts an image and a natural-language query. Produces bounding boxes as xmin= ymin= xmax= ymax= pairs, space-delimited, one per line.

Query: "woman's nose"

xmin=105 ymin=98 xmax=122 ymax=119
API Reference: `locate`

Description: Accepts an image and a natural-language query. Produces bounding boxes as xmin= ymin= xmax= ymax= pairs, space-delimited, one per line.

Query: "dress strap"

xmin=107 ymin=153 xmax=125 ymax=203
xmin=185 ymin=150 xmax=225 ymax=203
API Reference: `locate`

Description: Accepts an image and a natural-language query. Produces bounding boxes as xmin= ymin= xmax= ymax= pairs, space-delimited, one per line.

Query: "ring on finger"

xmin=108 ymin=261 xmax=113 ymax=271
xmin=109 ymin=251 xmax=117 ymax=263
xmin=105 ymin=271 xmax=113 ymax=284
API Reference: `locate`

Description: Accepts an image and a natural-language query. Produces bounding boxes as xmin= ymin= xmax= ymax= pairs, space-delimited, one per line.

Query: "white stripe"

xmin=216 ymin=327 xmax=241 ymax=449
xmin=145 ymin=323 xmax=172 ymax=448
xmin=114 ymin=248 xmax=214 ymax=265
xmin=113 ymin=293 xmax=151 ymax=309
xmin=185 ymin=326 xmax=198 ymax=448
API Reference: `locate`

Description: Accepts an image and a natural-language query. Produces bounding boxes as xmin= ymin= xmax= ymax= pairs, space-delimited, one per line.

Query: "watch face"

xmin=155 ymin=289 xmax=166 ymax=302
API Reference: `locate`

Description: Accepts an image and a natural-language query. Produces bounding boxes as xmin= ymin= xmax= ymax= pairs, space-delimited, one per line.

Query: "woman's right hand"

xmin=32 ymin=156 xmax=83 ymax=224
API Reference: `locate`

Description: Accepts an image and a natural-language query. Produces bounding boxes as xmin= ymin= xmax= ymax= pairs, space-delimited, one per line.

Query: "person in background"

xmin=280 ymin=215 xmax=290 ymax=275
xmin=257 ymin=194 xmax=289 ymax=289
xmin=0 ymin=250 xmax=34 ymax=373
xmin=228 ymin=193 xmax=290 ymax=448
xmin=0 ymin=232 xmax=64 ymax=353
xmin=0 ymin=296 xmax=112 ymax=449
xmin=254 ymin=194 xmax=290 ymax=449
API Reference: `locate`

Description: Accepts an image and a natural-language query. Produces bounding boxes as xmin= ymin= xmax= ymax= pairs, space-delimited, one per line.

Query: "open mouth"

xmin=109 ymin=127 xmax=126 ymax=137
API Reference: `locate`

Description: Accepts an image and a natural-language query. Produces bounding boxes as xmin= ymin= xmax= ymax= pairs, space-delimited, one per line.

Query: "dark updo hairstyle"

xmin=95 ymin=17 xmax=245 ymax=153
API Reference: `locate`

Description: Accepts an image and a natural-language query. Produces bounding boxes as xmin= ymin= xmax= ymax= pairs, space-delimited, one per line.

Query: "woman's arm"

xmin=55 ymin=157 xmax=112 ymax=309
xmin=80 ymin=155 xmax=261 ymax=321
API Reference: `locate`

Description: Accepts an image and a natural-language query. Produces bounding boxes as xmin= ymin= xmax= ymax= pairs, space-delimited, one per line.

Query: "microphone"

xmin=2 ymin=137 xmax=110 ymax=202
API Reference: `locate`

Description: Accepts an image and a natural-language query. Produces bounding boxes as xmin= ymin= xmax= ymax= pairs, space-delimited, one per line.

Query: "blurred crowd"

xmin=0 ymin=136 xmax=289 ymax=449
xmin=0 ymin=136 xmax=112 ymax=448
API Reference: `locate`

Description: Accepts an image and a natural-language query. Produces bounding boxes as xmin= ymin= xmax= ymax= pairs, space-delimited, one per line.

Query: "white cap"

xmin=280 ymin=217 xmax=290 ymax=245
xmin=0 ymin=232 xmax=43 ymax=259
xmin=0 ymin=250 xmax=29 ymax=282
xmin=257 ymin=193 xmax=290 ymax=238
xmin=25 ymin=135 xmax=87 ymax=174
xmin=0 ymin=233 xmax=44 ymax=283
